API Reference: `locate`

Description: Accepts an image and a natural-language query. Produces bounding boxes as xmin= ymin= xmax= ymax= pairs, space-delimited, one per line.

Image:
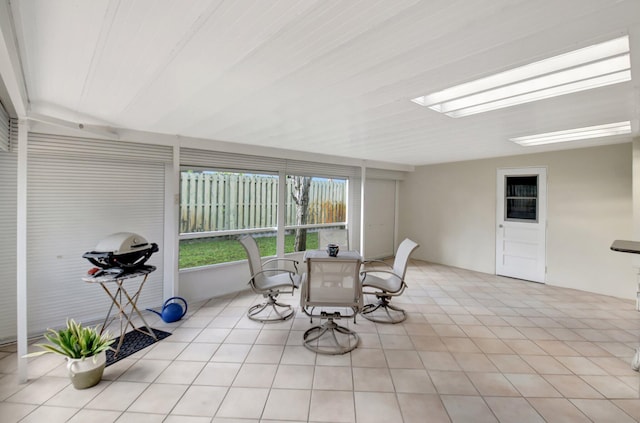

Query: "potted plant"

xmin=26 ymin=319 xmax=114 ymax=389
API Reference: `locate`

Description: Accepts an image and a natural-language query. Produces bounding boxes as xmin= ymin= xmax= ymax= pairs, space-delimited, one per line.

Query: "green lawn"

xmin=179 ymin=233 xmax=319 ymax=268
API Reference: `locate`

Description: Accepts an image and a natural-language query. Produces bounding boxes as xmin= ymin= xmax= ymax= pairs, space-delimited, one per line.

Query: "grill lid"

xmin=93 ymin=232 xmax=153 ymax=255
xmin=83 ymin=232 xmax=158 ymax=275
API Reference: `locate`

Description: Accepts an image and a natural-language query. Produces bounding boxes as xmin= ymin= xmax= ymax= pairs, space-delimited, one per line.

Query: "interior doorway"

xmin=496 ymin=167 xmax=547 ymax=283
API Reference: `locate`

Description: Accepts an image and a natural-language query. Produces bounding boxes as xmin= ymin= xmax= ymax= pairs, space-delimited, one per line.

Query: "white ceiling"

xmin=5 ymin=0 xmax=640 ymax=166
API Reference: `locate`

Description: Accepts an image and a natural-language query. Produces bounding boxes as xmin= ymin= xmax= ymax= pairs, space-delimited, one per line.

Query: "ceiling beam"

xmin=28 ymin=113 xmax=120 ymax=140
xmin=0 ymin=0 xmax=27 ymax=118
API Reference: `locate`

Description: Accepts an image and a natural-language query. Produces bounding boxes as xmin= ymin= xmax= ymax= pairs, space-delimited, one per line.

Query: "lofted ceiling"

xmin=4 ymin=0 xmax=640 ymax=166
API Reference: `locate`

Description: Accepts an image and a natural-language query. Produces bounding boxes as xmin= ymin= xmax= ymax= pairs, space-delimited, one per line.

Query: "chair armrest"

xmin=360 ymin=269 xmax=408 ymax=294
xmin=249 ymin=268 xmax=300 ymax=289
xmin=360 ymin=270 xmax=407 ymax=297
xmin=361 ymin=259 xmax=392 ymax=270
xmin=253 ymin=268 xmax=297 ymax=278
xmin=360 ymin=268 xmax=400 ymax=281
xmin=263 ymin=258 xmax=299 ymax=273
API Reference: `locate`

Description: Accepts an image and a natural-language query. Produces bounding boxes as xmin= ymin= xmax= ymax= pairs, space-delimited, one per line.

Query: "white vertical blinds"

xmin=26 ymin=134 xmax=167 ymax=335
xmin=0 ymin=150 xmax=17 ymax=342
xmin=29 ymin=133 xmax=173 ymax=163
xmin=9 ymin=119 xmax=18 ymax=151
xmin=285 ymin=158 xmax=360 ymax=178
xmin=180 ymin=147 xmax=360 ymax=178
xmin=0 ymin=102 xmax=9 ymax=152
xmin=181 ymin=148 xmax=285 ymax=172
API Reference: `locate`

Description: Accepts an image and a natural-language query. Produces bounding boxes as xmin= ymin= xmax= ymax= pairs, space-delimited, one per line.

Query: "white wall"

xmin=179 ymin=261 xmax=255 ymax=303
xmin=179 ymin=251 xmax=306 ymax=303
xmin=400 ymin=143 xmax=635 ymax=300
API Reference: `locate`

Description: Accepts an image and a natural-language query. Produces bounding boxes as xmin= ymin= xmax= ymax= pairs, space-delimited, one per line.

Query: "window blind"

xmin=285 ymin=158 xmax=360 ymax=178
xmin=25 ymin=134 xmax=167 ymax=335
xmin=0 ymin=102 xmax=9 ymax=152
xmin=0 ymin=150 xmax=17 ymax=342
xmin=181 ymin=148 xmax=286 ymax=172
xmin=180 ymin=147 xmax=361 ymax=178
xmin=29 ymin=132 xmax=173 ymax=163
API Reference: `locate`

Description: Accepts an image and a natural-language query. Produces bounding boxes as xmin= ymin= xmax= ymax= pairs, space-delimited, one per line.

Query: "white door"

xmin=496 ymin=167 xmax=547 ymax=283
xmin=364 ymin=179 xmax=396 ymax=259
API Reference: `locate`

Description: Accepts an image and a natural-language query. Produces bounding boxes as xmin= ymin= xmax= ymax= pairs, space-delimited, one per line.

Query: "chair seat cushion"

xmin=361 ymin=274 xmax=402 ymax=293
xmin=261 ymin=272 xmax=301 ymax=291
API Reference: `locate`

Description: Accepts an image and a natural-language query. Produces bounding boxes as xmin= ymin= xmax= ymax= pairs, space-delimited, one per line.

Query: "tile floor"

xmin=1 ymin=260 xmax=640 ymax=422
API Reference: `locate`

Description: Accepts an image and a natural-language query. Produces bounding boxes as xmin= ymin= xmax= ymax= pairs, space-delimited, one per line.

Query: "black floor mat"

xmin=105 ymin=327 xmax=172 ymax=367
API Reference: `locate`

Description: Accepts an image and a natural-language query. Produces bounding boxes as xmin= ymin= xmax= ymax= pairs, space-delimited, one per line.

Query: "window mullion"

xmin=277 ymin=170 xmax=286 ymax=257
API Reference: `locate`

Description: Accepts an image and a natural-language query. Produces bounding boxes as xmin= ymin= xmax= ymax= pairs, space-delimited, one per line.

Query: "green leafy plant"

xmin=26 ymin=319 xmax=114 ymax=359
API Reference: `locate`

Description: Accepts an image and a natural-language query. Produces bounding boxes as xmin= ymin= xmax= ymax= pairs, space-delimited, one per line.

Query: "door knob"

xmin=498 ymin=224 xmax=503 ymax=228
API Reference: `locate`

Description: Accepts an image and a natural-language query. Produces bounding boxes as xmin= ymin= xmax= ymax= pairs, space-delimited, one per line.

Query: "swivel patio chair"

xmin=360 ymin=238 xmax=419 ymax=324
xmin=239 ymin=235 xmax=302 ymax=322
xmin=300 ymin=250 xmax=363 ymax=354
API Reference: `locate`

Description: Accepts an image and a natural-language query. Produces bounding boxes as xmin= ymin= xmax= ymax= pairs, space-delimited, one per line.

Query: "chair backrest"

xmin=303 ymin=256 xmax=362 ymax=308
xmin=392 ymin=238 xmax=419 ymax=279
xmin=318 ymin=229 xmax=350 ymax=251
xmin=238 ymin=235 xmax=266 ymax=286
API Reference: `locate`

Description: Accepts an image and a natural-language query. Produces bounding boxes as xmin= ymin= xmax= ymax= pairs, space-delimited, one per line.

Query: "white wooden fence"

xmin=180 ymin=173 xmax=346 ymax=233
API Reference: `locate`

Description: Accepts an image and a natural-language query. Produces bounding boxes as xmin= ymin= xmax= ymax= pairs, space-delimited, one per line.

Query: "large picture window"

xmin=179 ymin=170 xmax=278 ymax=268
xmin=284 ymin=175 xmax=347 ymax=253
xmin=180 ymin=170 xmax=278 ymax=233
xmin=179 ymin=169 xmax=348 ymax=268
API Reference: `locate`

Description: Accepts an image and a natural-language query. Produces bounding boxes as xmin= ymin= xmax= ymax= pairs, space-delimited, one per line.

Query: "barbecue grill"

xmin=83 ymin=232 xmax=158 ymax=277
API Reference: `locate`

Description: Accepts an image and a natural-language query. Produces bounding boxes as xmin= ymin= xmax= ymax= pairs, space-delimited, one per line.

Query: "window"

xmin=505 ymin=175 xmax=538 ymax=221
xmin=180 ymin=170 xmax=278 ymax=234
xmin=179 ymin=230 xmax=278 ymax=269
xmin=179 ymin=170 xmax=349 ymax=268
xmin=284 ymin=175 xmax=348 ymax=253
xmin=179 ymin=170 xmax=279 ymax=268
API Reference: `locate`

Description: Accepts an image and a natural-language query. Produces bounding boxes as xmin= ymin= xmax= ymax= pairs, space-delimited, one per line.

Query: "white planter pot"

xmin=66 ymin=350 xmax=106 ymax=389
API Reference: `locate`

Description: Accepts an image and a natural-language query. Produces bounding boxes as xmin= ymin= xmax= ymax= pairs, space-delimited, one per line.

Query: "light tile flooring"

xmin=1 ymin=260 xmax=640 ymax=422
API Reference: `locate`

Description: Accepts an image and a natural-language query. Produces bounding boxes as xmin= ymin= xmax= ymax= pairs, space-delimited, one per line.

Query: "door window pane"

xmin=505 ymin=175 xmax=538 ymax=221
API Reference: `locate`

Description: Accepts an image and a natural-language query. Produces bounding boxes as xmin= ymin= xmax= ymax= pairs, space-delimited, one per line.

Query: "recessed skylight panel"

xmin=411 ymin=36 xmax=631 ymax=117
xmin=509 ymin=121 xmax=631 ymax=146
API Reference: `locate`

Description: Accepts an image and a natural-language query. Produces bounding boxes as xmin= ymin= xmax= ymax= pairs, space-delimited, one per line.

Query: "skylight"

xmin=412 ymin=36 xmax=631 ymax=118
xmin=509 ymin=121 xmax=631 ymax=146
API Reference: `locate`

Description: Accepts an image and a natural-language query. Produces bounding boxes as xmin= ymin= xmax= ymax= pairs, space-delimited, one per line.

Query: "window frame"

xmin=178 ymin=167 xmax=350 ymax=269
xmin=283 ymin=174 xmax=349 ymax=253
xmin=504 ymin=174 xmax=539 ymax=223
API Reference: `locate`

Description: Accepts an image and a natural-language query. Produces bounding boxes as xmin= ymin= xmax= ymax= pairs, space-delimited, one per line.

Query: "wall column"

xmin=16 ymin=119 xmax=28 ymax=383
